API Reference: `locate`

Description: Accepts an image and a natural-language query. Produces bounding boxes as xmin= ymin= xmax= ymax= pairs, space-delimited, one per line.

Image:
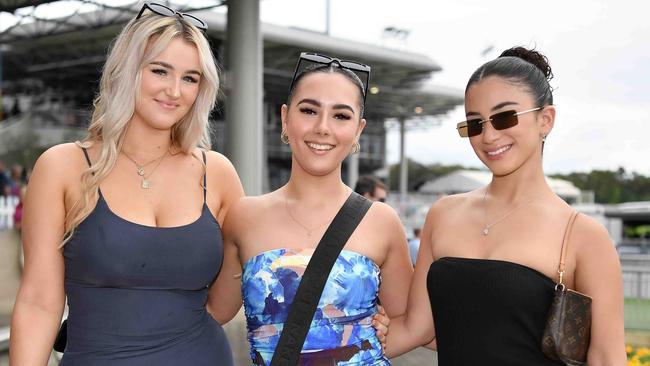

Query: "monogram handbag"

xmin=542 ymin=211 xmax=592 ymax=365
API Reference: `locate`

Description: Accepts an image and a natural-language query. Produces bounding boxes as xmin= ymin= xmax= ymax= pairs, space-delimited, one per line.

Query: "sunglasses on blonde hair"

xmin=136 ymin=2 xmax=208 ymax=31
xmin=456 ymin=107 xmax=544 ymax=138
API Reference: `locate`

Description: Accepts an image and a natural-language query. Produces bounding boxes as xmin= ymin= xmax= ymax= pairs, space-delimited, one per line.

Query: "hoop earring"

xmin=281 ymin=130 xmax=290 ymax=145
xmin=541 ymin=134 xmax=547 ymax=143
xmin=351 ymin=141 xmax=360 ymax=154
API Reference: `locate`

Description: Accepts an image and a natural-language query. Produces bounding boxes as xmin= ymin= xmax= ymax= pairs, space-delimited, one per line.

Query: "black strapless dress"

xmin=427 ymin=257 xmax=564 ymax=366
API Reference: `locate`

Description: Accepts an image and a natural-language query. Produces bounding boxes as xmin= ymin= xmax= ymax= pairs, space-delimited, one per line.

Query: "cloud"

xmin=377 ymin=0 xmax=650 ymax=176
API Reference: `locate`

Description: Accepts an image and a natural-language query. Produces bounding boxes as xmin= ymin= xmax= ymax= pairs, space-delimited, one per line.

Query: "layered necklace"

xmin=121 ymin=148 xmax=169 ymax=189
xmin=481 ymin=185 xmax=538 ymax=236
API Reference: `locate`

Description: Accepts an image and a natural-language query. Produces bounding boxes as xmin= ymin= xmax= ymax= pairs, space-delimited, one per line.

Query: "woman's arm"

xmin=10 ymin=145 xmax=71 ymax=365
xmin=206 ymin=201 xmax=245 ymax=324
xmin=384 ymin=199 xmax=450 ymax=358
xmin=204 ymin=152 xmax=245 ymax=324
xmin=573 ymin=215 xmax=626 ymax=365
xmin=375 ymin=203 xmax=414 ymax=320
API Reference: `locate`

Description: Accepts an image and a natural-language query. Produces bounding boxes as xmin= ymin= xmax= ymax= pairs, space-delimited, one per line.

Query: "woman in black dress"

xmin=384 ymin=47 xmax=626 ymax=365
xmin=10 ymin=3 xmax=244 ymax=365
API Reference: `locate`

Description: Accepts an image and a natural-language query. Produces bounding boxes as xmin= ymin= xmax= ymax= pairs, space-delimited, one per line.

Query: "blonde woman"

xmin=10 ymin=3 xmax=244 ymax=365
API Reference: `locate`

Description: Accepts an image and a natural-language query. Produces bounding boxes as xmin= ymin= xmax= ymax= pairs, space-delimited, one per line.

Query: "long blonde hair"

xmin=63 ymin=13 xmax=220 ymax=245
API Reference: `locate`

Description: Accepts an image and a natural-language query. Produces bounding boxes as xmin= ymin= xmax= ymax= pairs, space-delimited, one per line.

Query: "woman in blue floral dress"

xmin=207 ymin=54 xmax=412 ymax=365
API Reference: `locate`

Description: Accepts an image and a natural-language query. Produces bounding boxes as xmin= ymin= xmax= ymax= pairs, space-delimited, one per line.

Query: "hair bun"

xmin=499 ymin=47 xmax=553 ymax=81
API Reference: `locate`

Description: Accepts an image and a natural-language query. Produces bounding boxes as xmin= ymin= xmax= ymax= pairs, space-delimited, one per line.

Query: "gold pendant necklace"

xmin=284 ymin=193 xmax=331 ymax=237
xmin=121 ymin=148 xmax=169 ymax=189
xmin=482 ymin=185 xmax=537 ymax=236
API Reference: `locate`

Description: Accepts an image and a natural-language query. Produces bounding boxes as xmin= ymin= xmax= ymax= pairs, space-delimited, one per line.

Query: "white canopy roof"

xmin=419 ymin=169 xmax=582 ymax=199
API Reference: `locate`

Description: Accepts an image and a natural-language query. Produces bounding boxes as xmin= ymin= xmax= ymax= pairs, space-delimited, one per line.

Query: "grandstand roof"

xmin=1 ymin=1 xmax=462 ymax=121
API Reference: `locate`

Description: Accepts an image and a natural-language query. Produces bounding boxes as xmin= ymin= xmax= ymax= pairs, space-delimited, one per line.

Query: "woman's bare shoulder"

xmin=33 ymin=142 xmax=88 ymax=181
xmin=426 ymin=191 xmax=477 ymax=219
xmin=223 ymin=191 xmax=276 ymax=226
xmin=571 ymin=212 xmax=617 ymax=257
xmin=202 ymin=150 xmax=236 ymax=175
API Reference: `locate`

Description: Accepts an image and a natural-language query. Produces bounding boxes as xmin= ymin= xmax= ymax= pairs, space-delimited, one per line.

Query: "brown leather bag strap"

xmin=556 ymin=211 xmax=579 ymax=287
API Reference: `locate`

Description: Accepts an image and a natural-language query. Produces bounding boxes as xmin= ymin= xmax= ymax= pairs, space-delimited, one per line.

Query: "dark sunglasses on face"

xmin=289 ymin=52 xmax=371 ymax=105
xmin=136 ymin=2 xmax=208 ymax=31
xmin=456 ymin=107 xmax=544 ymax=138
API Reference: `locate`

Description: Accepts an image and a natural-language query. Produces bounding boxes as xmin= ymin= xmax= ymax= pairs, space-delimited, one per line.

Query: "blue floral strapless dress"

xmin=242 ymin=248 xmax=390 ymax=366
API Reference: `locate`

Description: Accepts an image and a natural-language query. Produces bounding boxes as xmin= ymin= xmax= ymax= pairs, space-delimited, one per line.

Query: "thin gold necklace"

xmin=121 ymin=149 xmax=169 ymax=189
xmin=482 ymin=185 xmax=538 ymax=236
xmin=284 ymin=193 xmax=332 ymax=237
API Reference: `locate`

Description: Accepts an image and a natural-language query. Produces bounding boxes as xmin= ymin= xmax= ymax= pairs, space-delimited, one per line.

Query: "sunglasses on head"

xmin=289 ymin=52 xmax=371 ymax=105
xmin=136 ymin=2 xmax=208 ymax=31
xmin=456 ymin=107 xmax=544 ymax=138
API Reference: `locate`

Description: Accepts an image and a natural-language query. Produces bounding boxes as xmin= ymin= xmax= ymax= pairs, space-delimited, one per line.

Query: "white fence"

xmin=0 ymin=196 xmax=19 ymax=230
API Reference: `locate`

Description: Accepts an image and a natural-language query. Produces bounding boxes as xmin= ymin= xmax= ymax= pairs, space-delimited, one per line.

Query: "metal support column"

xmin=399 ymin=117 xmax=408 ymax=208
xmin=347 ymin=152 xmax=359 ymax=189
xmin=225 ymin=0 xmax=263 ymax=195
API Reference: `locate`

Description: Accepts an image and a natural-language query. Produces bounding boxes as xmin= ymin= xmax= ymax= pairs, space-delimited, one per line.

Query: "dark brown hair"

xmin=466 ymin=46 xmax=554 ymax=107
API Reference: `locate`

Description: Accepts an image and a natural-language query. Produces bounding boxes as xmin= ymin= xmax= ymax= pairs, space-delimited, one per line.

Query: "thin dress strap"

xmin=201 ymin=150 xmax=207 ymax=203
xmin=81 ymin=147 xmax=102 ymax=197
xmin=81 ymin=147 xmax=92 ymax=168
xmin=556 ymin=211 xmax=580 ymax=286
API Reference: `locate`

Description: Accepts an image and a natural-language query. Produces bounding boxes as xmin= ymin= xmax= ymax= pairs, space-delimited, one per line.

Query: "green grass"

xmin=626 ymin=298 xmax=650 ymax=331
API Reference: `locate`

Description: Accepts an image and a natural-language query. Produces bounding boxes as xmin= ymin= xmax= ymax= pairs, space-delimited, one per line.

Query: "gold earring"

xmin=351 ymin=141 xmax=360 ymax=154
xmin=281 ymin=130 xmax=289 ymax=145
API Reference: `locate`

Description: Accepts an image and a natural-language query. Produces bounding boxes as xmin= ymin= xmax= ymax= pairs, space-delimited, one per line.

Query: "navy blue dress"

xmin=61 ymin=148 xmax=233 ymax=365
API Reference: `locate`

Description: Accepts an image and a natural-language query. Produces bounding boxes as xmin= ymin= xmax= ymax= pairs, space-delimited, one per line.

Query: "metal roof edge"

xmin=198 ymin=10 xmax=442 ymax=72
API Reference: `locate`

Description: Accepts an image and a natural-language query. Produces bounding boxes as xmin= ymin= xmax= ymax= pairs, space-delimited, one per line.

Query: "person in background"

xmin=13 ymin=185 xmax=26 ymax=232
xmin=8 ymin=164 xmax=26 ymax=197
xmin=0 ymin=162 xmax=8 ymax=196
xmin=355 ymin=175 xmax=388 ymax=203
xmin=407 ymin=227 xmax=421 ymax=266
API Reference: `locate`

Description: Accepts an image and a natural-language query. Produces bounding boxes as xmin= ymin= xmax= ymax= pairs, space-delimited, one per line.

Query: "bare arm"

xmin=573 ymin=216 xmax=626 ymax=365
xmin=385 ymin=203 xmax=441 ymax=358
xmin=376 ymin=203 xmax=414 ymax=321
xmin=206 ymin=202 xmax=245 ymax=324
xmin=205 ymin=152 xmax=245 ymax=324
xmin=10 ymin=145 xmax=70 ymax=365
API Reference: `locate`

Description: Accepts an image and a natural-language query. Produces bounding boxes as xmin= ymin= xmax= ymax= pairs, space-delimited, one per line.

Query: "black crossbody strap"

xmin=270 ymin=192 xmax=372 ymax=366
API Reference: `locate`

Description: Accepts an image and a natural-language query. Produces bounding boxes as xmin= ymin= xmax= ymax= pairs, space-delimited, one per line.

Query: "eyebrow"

xmin=466 ymin=101 xmax=519 ymax=117
xmin=150 ymin=61 xmax=202 ymax=76
xmin=297 ymin=99 xmax=355 ymax=113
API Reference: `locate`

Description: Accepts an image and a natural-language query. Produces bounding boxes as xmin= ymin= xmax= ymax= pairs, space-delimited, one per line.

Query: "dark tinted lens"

xmin=147 ymin=3 xmax=175 ymax=17
xmin=490 ymin=110 xmax=518 ymax=130
xmin=457 ymin=125 xmax=468 ymax=137
xmin=301 ymin=53 xmax=333 ymax=64
xmin=339 ymin=61 xmax=370 ymax=96
xmin=181 ymin=13 xmax=208 ymax=30
xmin=339 ymin=60 xmax=370 ymax=73
xmin=466 ymin=120 xmax=483 ymax=137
